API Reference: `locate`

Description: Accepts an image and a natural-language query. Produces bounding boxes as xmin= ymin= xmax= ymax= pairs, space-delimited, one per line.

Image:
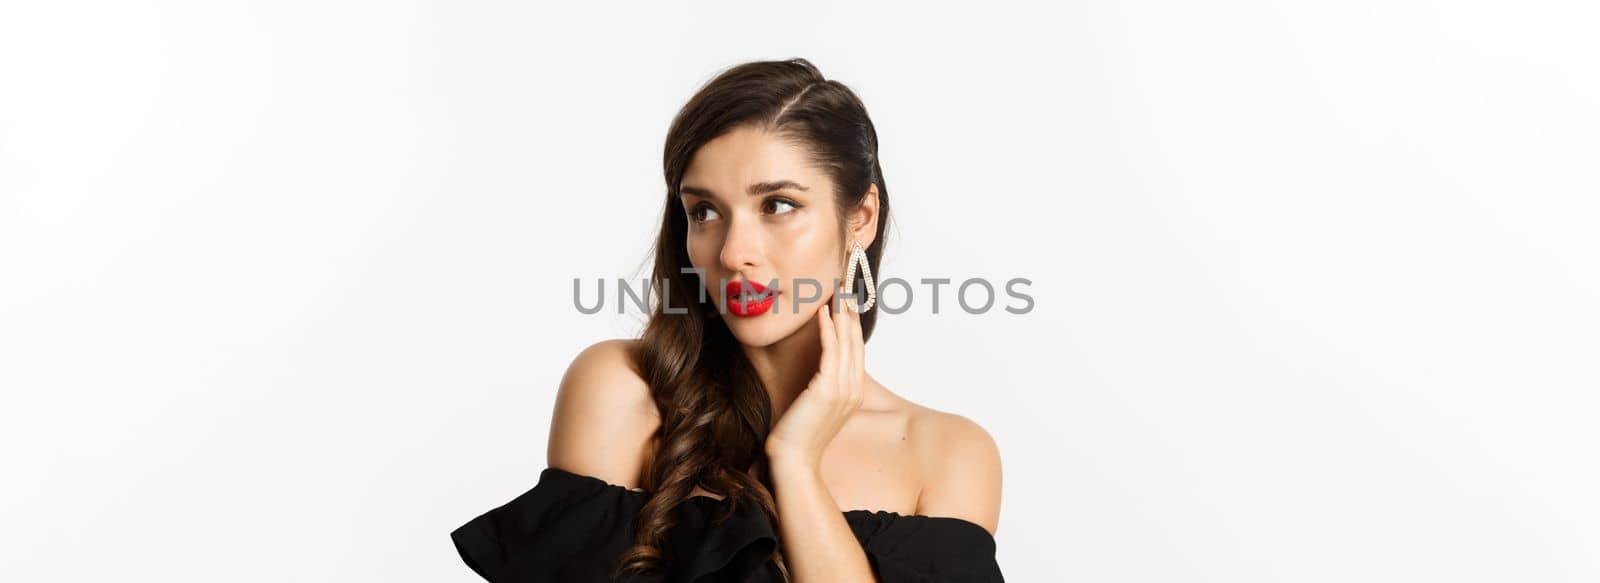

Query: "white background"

xmin=3 ymin=1 xmax=1597 ymax=581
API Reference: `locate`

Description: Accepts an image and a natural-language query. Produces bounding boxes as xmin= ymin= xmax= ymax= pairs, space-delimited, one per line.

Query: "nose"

xmin=718 ymin=215 xmax=761 ymax=274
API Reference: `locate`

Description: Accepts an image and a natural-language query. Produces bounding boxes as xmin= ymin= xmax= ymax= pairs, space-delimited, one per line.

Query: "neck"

xmin=741 ymin=311 xmax=825 ymax=422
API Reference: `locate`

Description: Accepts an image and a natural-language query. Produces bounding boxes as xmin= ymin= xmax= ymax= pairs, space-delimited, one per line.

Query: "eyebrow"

xmin=678 ymin=180 xmax=810 ymax=200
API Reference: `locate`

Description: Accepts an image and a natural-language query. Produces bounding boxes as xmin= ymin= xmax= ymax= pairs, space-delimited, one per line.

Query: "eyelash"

xmin=687 ymin=198 xmax=800 ymax=224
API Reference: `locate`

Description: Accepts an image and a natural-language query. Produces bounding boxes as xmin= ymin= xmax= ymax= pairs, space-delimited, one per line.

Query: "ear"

xmin=845 ymin=183 xmax=880 ymax=249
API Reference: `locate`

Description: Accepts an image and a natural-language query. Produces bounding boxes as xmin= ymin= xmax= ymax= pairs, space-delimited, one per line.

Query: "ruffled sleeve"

xmin=450 ymin=467 xmax=780 ymax=583
xmin=844 ymin=510 xmax=1005 ymax=582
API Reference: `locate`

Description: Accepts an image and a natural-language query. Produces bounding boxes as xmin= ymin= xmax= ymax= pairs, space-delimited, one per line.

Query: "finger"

xmin=851 ymin=291 xmax=864 ymax=373
xmin=816 ymin=301 xmax=835 ymax=381
xmin=834 ymin=286 xmax=852 ymax=379
xmin=832 ymin=285 xmax=851 ymax=394
xmin=845 ymin=292 xmax=863 ymax=398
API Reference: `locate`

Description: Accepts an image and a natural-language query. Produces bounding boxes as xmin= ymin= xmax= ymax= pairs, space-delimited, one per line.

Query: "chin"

xmin=722 ymin=314 xmax=804 ymax=348
xmin=723 ymin=318 xmax=785 ymax=347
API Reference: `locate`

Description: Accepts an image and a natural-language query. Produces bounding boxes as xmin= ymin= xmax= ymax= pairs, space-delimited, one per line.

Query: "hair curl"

xmin=609 ymin=58 xmax=890 ymax=581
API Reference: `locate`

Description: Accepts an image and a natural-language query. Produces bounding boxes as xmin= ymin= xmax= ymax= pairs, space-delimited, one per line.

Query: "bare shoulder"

xmin=907 ymin=402 xmax=1004 ymax=536
xmin=546 ymin=338 xmax=660 ymax=490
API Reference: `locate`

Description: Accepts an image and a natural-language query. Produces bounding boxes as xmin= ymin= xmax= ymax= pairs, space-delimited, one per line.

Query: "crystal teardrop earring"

xmin=842 ymin=240 xmax=876 ymax=313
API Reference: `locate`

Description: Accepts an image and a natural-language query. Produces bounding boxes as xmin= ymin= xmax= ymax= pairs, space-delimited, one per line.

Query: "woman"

xmin=451 ymin=58 xmax=1004 ymax=582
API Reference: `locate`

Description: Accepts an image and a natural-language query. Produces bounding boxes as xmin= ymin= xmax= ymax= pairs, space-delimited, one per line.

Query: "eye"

xmin=687 ymin=202 xmax=721 ymax=224
xmin=764 ymin=197 xmax=800 ymax=216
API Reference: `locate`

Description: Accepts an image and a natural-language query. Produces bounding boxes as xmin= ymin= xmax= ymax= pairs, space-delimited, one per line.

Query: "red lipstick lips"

xmin=725 ymin=279 xmax=779 ymax=317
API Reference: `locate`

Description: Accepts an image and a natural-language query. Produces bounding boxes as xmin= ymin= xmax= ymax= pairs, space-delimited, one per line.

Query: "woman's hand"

xmin=764 ymin=286 xmax=866 ymax=470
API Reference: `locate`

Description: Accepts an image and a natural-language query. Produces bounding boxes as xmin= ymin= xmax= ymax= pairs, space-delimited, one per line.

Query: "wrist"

xmin=764 ymin=443 xmax=819 ymax=472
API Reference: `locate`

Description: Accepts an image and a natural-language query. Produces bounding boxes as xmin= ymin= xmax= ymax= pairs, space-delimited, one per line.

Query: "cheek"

xmin=685 ymin=235 xmax=723 ymax=297
xmin=685 ymin=232 xmax=715 ymax=266
xmin=780 ymin=227 xmax=841 ymax=280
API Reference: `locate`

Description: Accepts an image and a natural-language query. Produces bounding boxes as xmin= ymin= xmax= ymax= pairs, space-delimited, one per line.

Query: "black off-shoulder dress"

xmin=451 ymin=467 xmax=1004 ymax=582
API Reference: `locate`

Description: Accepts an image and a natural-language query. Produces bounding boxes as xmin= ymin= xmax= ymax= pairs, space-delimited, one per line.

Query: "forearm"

xmin=768 ymin=456 xmax=877 ymax=583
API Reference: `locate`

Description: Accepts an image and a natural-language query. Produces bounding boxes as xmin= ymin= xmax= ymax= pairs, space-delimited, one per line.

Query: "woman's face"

xmin=678 ymin=126 xmax=877 ymax=347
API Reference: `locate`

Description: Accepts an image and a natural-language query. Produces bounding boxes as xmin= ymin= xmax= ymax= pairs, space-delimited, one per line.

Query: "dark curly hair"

xmin=611 ymin=57 xmax=890 ymax=581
